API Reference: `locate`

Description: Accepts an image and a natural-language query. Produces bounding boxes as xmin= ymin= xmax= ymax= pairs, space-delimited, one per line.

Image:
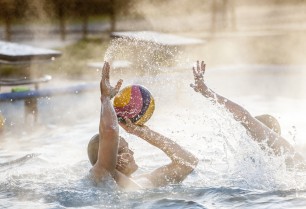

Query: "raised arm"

xmin=190 ymin=60 xmax=305 ymax=167
xmin=120 ymin=119 xmax=198 ymax=187
xmin=91 ymin=62 xmax=122 ymax=181
xmin=90 ymin=63 xmax=142 ymax=190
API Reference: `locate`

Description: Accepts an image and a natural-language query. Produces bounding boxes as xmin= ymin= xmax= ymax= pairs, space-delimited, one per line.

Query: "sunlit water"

xmin=1 ymin=41 xmax=306 ymax=208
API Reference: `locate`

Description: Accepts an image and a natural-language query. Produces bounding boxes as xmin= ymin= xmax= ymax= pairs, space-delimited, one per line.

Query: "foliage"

xmin=0 ymin=0 xmax=135 ymax=40
xmin=47 ymin=37 xmax=110 ymax=78
xmin=0 ymin=0 xmax=134 ymax=23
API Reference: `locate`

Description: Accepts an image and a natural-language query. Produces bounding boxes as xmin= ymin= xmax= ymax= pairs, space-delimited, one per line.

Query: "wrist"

xmin=100 ymin=95 xmax=110 ymax=102
xmin=199 ymin=85 xmax=210 ymax=96
xmin=134 ymin=126 xmax=150 ymax=137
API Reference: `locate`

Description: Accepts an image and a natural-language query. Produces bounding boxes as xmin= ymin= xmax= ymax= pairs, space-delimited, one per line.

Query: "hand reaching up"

xmin=190 ymin=60 xmax=208 ymax=93
xmin=100 ymin=62 xmax=123 ymax=100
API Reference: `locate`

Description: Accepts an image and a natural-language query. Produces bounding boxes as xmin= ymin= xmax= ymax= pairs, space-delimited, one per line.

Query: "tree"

xmin=52 ymin=0 xmax=74 ymax=41
xmin=0 ymin=0 xmax=14 ymax=41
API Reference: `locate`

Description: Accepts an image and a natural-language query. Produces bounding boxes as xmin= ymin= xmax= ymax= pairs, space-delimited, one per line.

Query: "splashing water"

xmin=1 ymin=40 xmax=306 ymax=208
xmin=104 ymin=37 xmax=188 ymax=75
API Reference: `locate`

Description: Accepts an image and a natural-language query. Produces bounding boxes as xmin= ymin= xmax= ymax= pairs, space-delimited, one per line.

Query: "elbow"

xmin=181 ymin=157 xmax=198 ymax=178
xmin=194 ymin=156 xmax=199 ymax=167
xmin=183 ymin=155 xmax=199 ymax=173
xmin=175 ymin=152 xmax=199 ymax=172
xmin=189 ymin=156 xmax=199 ymax=170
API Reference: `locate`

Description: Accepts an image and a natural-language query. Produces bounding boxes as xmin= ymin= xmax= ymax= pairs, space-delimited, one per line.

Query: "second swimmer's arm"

xmin=191 ymin=61 xmax=304 ymax=164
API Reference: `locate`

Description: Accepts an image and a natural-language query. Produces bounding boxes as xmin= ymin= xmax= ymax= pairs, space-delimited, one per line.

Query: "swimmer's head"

xmin=255 ymin=114 xmax=281 ymax=135
xmin=87 ymin=134 xmax=138 ymax=176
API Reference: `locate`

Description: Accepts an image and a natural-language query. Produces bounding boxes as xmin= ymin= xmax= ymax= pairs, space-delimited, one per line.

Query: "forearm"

xmin=199 ymin=86 xmax=250 ymax=124
xmin=134 ymin=127 xmax=198 ymax=167
xmin=96 ymin=96 xmax=119 ymax=171
xmin=99 ymin=96 xmax=119 ymax=134
xmin=200 ymin=86 xmax=301 ymax=159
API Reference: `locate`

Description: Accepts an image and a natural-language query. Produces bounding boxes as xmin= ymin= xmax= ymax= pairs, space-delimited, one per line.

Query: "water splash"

xmin=104 ymin=37 xmax=187 ymax=76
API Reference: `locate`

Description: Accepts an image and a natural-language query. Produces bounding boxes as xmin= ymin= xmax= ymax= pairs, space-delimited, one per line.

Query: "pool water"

xmin=1 ymin=64 xmax=306 ymax=209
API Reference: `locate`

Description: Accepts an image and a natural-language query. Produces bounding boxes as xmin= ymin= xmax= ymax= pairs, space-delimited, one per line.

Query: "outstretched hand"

xmin=100 ymin=62 xmax=123 ymax=100
xmin=190 ymin=60 xmax=207 ymax=93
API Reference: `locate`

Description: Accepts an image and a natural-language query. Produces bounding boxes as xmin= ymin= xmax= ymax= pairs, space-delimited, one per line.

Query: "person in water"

xmin=190 ymin=60 xmax=305 ymax=168
xmin=88 ymin=62 xmax=198 ymax=190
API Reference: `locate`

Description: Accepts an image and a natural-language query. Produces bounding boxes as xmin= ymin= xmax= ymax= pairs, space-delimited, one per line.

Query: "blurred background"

xmin=1 ymin=0 xmax=306 ymax=77
xmin=1 ymin=2 xmax=306 ymax=208
xmin=0 ymin=0 xmax=306 ymax=142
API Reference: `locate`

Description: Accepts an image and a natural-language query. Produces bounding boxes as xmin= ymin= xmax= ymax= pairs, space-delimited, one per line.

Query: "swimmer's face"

xmin=116 ymin=137 xmax=138 ymax=176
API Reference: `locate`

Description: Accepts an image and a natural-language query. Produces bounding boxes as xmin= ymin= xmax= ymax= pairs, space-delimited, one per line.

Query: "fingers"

xmin=124 ymin=118 xmax=133 ymax=127
xmin=119 ymin=117 xmax=132 ymax=129
xmin=102 ymin=61 xmax=110 ymax=71
xmin=110 ymin=79 xmax=123 ymax=99
xmin=102 ymin=62 xmax=110 ymax=79
xmin=192 ymin=66 xmax=197 ymax=80
xmin=115 ymin=79 xmax=123 ymax=92
xmin=197 ymin=60 xmax=200 ymax=74
xmin=191 ymin=60 xmax=206 ymax=93
xmin=201 ymin=61 xmax=206 ymax=74
xmin=193 ymin=60 xmax=205 ymax=75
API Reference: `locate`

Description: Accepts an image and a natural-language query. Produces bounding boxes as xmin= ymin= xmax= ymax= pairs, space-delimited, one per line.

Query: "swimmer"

xmin=89 ymin=62 xmax=198 ymax=190
xmin=190 ymin=60 xmax=305 ymax=168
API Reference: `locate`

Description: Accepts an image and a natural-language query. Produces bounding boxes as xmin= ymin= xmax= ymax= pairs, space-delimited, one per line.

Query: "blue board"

xmin=0 ymin=83 xmax=97 ymax=101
